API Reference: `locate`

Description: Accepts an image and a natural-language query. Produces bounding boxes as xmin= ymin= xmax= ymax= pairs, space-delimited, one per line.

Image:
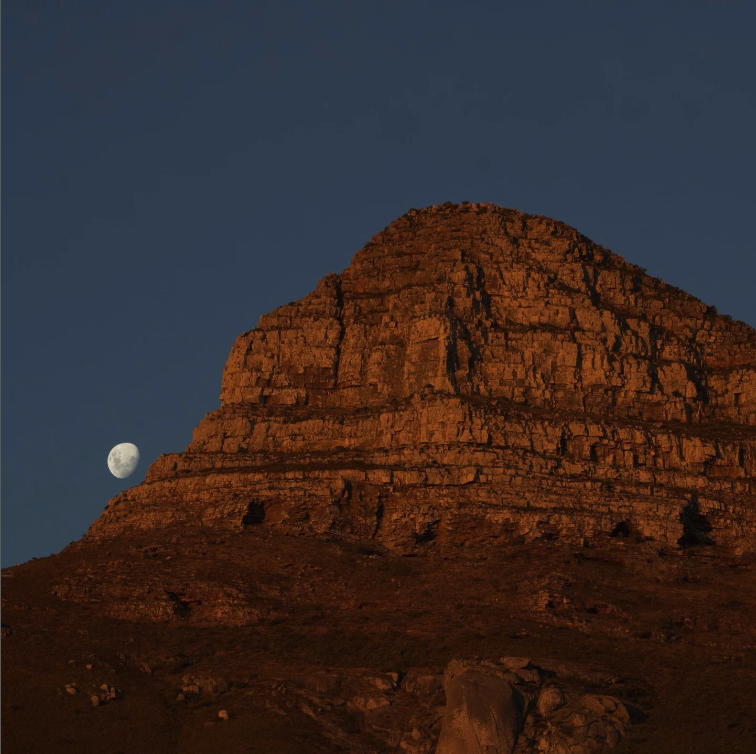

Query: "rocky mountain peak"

xmin=6 ymin=205 xmax=756 ymax=754
xmin=90 ymin=204 xmax=756 ymax=556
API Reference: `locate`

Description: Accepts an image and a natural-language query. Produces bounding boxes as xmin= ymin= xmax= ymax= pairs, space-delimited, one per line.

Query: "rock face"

xmin=436 ymin=661 xmax=526 ymax=754
xmin=89 ymin=202 xmax=756 ymax=554
xmin=435 ymin=658 xmax=634 ymax=754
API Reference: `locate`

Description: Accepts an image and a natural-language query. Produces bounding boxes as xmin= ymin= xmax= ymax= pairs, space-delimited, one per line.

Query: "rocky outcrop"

xmin=436 ymin=661 xmax=527 ymax=753
xmin=89 ymin=202 xmax=756 ymax=553
xmin=436 ymin=658 xmax=635 ymax=754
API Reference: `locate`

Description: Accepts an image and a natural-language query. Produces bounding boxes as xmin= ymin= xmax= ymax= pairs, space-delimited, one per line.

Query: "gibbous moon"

xmin=108 ymin=442 xmax=140 ymax=479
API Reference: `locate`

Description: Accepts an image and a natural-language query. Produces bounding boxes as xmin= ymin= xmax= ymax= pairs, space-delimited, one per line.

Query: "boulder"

xmin=436 ymin=664 xmax=525 ymax=754
xmin=536 ymin=686 xmax=566 ymax=715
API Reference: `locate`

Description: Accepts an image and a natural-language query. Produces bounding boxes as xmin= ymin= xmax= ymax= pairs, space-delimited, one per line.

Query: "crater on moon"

xmin=107 ymin=442 xmax=140 ymax=479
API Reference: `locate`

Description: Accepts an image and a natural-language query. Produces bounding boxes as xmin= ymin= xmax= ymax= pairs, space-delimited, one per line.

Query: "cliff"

xmin=90 ymin=202 xmax=756 ymax=553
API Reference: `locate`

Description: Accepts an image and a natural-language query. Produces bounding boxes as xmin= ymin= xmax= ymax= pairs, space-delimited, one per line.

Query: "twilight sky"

xmin=2 ymin=1 xmax=755 ymax=567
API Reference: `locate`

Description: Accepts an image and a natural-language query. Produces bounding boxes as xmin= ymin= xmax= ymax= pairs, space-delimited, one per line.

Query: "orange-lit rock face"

xmin=90 ymin=203 xmax=756 ymax=552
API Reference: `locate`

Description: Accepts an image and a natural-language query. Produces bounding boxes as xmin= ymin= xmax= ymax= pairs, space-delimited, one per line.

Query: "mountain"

xmin=3 ymin=203 xmax=756 ymax=754
xmin=92 ymin=201 xmax=755 ymax=552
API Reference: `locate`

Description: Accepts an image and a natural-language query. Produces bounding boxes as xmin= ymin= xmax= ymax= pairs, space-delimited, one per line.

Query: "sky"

xmin=2 ymin=0 xmax=755 ymax=567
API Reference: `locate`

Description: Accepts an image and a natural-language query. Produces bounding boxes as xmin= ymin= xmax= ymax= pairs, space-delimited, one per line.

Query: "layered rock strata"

xmin=90 ymin=203 xmax=756 ymax=552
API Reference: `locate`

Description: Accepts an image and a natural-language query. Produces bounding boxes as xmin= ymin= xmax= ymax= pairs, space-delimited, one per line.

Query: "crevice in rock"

xmin=581 ymin=265 xmax=600 ymax=306
xmin=413 ymin=519 xmax=440 ymax=545
xmin=474 ymin=263 xmax=493 ymax=319
xmin=242 ymin=501 xmax=266 ymax=526
xmin=647 ymin=325 xmax=664 ymax=395
xmin=341 ymin=480 xmax=353 ymax=502
xmin=677 ymin=494 xmax=714 ymax=548
xmin=443 ymin=298 xmax=462 ymax=395
xmin=609 ymin=521 xmax=631 ymax=538
xmin=685 ymin=363 xmax=710 ymax=405
xmin=164 ymin=590 xmax=192 ymax=618
xmin=557 ymin=430 xmax=569 ymax=457
xmin=372 ymin=500 xmax=385 ymax=539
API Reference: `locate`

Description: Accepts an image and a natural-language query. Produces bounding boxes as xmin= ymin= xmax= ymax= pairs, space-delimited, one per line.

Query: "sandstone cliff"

xmin=89 ymin=202 xmax=756 ymax=553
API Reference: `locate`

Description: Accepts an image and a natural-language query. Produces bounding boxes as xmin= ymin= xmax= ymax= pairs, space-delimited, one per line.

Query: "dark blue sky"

xmin=3 ymin=1 xmax=755 ymax=566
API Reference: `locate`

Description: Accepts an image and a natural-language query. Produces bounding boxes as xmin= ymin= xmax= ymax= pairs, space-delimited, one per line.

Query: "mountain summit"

xmin=4 ymin=204 xmax=756 ymax=754
xmin=92 ymin=202 xmax=756 ymax=554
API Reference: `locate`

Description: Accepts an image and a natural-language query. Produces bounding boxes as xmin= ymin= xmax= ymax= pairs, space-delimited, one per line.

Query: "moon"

xmin=107 ymin=442 xmax=140 ymax=479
